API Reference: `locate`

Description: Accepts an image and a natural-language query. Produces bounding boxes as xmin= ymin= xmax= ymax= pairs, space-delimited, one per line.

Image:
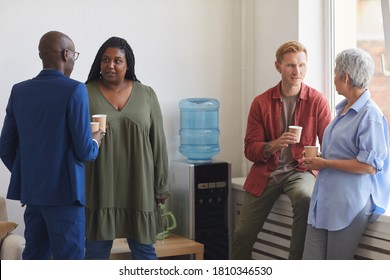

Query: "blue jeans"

xmin=85 ymin=238 xmax=157 ymax=260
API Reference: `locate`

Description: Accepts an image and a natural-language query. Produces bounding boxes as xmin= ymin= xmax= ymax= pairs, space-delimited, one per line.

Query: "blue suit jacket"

xmin=0 ymin=70 xmax=99 ymax=206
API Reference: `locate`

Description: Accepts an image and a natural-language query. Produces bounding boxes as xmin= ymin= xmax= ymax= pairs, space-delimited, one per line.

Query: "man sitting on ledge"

xmin=231 ymin=41 xmax=331 ymax=260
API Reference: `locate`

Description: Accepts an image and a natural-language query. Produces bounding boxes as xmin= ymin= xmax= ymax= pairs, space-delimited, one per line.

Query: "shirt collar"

xmin=272 ymin=82 xmax=308 ymax=100
xmin=336 ymin=89 xmax=371 ymax=115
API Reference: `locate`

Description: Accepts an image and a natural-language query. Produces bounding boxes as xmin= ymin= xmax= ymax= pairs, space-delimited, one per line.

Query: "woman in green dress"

xmin=84 ymin=37 xmax=169 ymax=259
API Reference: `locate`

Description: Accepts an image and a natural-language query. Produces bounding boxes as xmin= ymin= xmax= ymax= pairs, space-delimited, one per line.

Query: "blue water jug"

xmin=179 ymin=98 xmax=220 ymax=162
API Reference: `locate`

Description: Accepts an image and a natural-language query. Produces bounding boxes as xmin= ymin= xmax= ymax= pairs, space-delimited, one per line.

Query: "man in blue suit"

xmin=0 ymin=31 xmax=105 ymax=259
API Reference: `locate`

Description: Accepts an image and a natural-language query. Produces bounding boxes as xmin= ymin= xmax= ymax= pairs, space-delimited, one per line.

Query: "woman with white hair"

xmin=302 ymin=48 xmax=390 ymax=259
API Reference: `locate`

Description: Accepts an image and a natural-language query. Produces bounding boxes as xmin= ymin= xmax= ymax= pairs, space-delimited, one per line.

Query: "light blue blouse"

xmin=308 ymin=90 xmax=390 ymax=231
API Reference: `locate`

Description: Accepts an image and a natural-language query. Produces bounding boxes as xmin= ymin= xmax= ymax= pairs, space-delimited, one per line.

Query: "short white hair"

xmin=335 ymin=48 xmax=375 ymax=89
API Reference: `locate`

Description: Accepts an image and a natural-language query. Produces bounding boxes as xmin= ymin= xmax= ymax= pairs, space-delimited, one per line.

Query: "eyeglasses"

xmin=64 ymin=49 xmax=80 ymax=61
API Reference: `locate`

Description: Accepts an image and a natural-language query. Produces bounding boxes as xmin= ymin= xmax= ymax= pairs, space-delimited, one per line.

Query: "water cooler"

xmin=169 ymin=159 xmax=231 ymax=260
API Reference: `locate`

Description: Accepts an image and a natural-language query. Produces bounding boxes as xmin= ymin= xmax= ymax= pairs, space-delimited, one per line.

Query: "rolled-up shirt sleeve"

xmin=356 ymin=118 xmax=388 ymax=172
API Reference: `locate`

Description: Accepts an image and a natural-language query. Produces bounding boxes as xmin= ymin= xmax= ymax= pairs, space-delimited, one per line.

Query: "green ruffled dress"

xmin=85 ymin=80 xmax=169 ymax=244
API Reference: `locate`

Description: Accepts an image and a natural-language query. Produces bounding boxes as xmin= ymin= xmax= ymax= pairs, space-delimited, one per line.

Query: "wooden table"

xmin=110 ymin=234 xmax=204 ymax=260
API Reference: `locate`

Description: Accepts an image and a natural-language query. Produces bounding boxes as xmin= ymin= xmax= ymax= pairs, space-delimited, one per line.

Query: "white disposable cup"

xmin=304 ymin=146 xmax=319 ymax=157
xmin=289 ymin=125 xmax=302 ymax=142
xmin=90 ymin=122 xmax=100 ymax=133
xmin=92 ymin=114 xmax=107 ymax=132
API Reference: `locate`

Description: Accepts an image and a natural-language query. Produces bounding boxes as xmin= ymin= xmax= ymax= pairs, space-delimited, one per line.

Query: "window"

xmin=333 ymin=0 xmax=390 ymax=126
xmin=333 ymin=0 xmax=390 ymax=213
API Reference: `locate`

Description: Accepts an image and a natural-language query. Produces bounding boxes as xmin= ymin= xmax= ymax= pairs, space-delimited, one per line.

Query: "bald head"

xmin=38 ymin=31 xmax=76 ymax=76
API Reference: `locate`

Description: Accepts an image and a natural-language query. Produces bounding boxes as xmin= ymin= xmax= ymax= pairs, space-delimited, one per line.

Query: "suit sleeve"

xmin=0 ymin=91 xmax=19 ymax=171
xmin=67 ymin=83 xmax=99 ymax=161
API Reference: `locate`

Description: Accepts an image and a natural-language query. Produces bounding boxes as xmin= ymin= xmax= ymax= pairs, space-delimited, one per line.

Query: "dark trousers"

xmin=231 ymin=171 xmax=315 ymax=259
xmin=23 ymin=204 xmax=85 ymax=260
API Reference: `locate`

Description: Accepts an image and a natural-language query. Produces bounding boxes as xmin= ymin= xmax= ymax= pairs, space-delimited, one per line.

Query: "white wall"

xmin=0 ymin=0 xmax=326 ymax=236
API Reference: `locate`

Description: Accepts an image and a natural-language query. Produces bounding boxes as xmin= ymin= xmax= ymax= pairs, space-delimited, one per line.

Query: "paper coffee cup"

xmin=289 ymin=125 xmax=302 ymax=142
xmin=304 ymin=146 xmax=319 ymax=157
xmin=92 ymin=114 xmax=107 ymax=132
xmin=91 ymin=122 xmax=100 ymax=133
